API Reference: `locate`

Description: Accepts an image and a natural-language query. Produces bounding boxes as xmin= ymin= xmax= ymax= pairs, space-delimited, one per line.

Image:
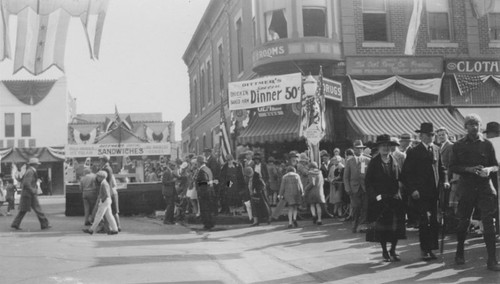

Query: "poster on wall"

xmin=65 ymin=143 xmax=171 ymax=158
xmin=228 ymin=73 xmax=302 ymax=110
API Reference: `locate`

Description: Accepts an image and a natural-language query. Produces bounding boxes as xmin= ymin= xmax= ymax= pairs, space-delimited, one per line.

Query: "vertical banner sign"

xmin=228 ymin=73 xmax=302 ymax=110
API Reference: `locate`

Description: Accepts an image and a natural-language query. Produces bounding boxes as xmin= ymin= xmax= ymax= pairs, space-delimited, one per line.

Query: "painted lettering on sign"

xmin=346 ymin=57 xmax=443 ymax=75
xmin=252 ymin=44 xmax=288 ymax=62
xmin=323 ymin=78 xmax=342 ymax=102
xmin=446 ymin=59 xmax=500 ymax=74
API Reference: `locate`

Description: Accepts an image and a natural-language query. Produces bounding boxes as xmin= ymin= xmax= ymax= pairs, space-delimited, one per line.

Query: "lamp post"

xmin=303 ymin=74 xmax=317 ymax=98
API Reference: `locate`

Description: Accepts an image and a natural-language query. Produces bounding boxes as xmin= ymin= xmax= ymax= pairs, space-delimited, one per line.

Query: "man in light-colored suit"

xmin=344 ymin=140 xmax=371 ymax=233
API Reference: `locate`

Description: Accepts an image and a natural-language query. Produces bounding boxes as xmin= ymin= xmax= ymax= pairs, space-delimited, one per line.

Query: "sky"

xmin=0 ymin=0 xmax=210 ymax=141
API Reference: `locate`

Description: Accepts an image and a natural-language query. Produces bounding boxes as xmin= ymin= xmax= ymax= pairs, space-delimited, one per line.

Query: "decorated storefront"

xmin=65 ymin=110 xmax=173 ymax=216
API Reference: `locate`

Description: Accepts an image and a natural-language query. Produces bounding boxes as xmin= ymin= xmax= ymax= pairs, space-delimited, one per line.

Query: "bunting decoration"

xmin=73 ymin=127 xmax=97 ymax=144
xmin=14 ymin=8 xmax=71 ymax=75
xmin=0 ymin=0 xmax=11 ymax=61
xmin=453 ymin=74 xmax=490 ymax=96
xmin=80 ymin=0 xmax=109 ymax=59
xmin=144 ymin=125 xmax=170 ymax=143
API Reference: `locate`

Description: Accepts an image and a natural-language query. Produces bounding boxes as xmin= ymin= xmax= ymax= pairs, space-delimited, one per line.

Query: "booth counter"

xmin=65 ymin=182 xmax=165 ymax=216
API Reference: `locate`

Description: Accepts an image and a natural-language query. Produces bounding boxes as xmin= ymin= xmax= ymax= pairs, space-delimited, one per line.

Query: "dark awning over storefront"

xmin=455 ymin=108 xmax=500 ymax=129
xmin=237 ymin=109 xmax=301 ymax=145
xmin=346 ymin=108 xmax=466 ymax=141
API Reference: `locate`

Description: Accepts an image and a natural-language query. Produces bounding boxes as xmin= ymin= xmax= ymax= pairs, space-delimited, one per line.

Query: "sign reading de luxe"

xmin=445 ymin=59 xmax=500 ymax=74
xmin=346 ymin=57 xmax=443 ymax=75
xmin=252 ymin=43 xmax=288 ymax=62
xmin=323 ymin=78 xmax=342 ymax=102
xmin=228 ymin=73 xmax=302 ymax=110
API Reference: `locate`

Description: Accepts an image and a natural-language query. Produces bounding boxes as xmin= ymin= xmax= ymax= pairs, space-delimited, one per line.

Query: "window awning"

xmin=346 ymin=108 xmax=466 ymax=141
xmin=237 ymin=109 xmax=301 ymax=145
xmin=456 ymin=108 xmax=500 ymax=130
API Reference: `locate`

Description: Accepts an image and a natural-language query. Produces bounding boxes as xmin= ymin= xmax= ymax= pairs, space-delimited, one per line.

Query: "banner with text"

xmin=65 ymin=143 xmax=171 ymax=157
xmin=228 ymin=73 xmax=302 ymax=110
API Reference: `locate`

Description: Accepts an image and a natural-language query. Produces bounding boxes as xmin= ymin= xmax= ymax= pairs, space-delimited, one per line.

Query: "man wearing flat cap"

xmin=11 ymin=158 xmax=50 ymax=230
xmin=450 ymin=114 xmax=500 ymax=270
xmin=402 ymin=122 xmax=447 ymax=261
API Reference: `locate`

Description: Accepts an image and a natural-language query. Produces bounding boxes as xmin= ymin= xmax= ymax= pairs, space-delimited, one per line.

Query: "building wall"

xmin=0 ymin=77 xmax=68 ymax=148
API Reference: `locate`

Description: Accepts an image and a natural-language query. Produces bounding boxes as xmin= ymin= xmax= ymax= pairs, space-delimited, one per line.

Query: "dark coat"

xmin=19 ymin=166 xmax=38 ymax=212
xmin=206 ymin=155 xmax=220 ymax=181
xmin=162 ymin=167 xmax=176 ymax=197
xmin=252 ymin=162 xmax=269 ymax=185
xmin=402 ymin=143 xmax=445 ymax=200
xmin=365 ymin=154 xmax=406 ymax=241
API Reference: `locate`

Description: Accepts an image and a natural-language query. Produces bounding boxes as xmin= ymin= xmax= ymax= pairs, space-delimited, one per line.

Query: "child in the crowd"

xmin=4 ymin=179 xmax=17 ymax=216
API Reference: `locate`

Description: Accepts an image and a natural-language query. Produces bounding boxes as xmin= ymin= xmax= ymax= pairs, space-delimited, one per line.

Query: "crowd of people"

xmin=1 ymin=113 xmax=499 ymax=271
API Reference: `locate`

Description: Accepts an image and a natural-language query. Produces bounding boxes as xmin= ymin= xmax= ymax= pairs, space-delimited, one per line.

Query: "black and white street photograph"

xmin=1 ymin=0 xmax=500 ymax=283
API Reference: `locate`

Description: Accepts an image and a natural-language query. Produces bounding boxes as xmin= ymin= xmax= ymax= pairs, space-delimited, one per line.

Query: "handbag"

xmin=365 ymin=222 xmax=378 ymax=242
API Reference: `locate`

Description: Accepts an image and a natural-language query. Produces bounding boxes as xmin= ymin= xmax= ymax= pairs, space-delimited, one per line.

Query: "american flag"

xmin=219 ymin=93 xmax=232 ymax=163
xmin=454 ymin=74 xmax=490 ymax=96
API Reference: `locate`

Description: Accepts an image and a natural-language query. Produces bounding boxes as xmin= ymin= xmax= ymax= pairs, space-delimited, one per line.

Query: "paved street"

xmin=1 ymin=197 xmax=499 ymax=284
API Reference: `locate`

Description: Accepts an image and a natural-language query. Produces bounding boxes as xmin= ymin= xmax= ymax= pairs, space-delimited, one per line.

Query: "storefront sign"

xmin=65 ymin=143 xmax=171 ymax=157
xmin=228 ymin=73 xmax=302 ymax=110
xmin=252 ymin=44 xmax=288 ymax=62
xmin=323 ymin=78 xmax=342 ymax=102
xmin=257 ymin=105 xmax=284 ymax=117
xmin=346 ymin=57 xmax=442 ymax=75
xmin=445 ymin=59 xmax=500 ymax=74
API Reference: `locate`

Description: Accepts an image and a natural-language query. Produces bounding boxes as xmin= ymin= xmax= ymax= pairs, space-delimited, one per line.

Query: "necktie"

xmin=428 ymin=146 xmax=434 ymax=161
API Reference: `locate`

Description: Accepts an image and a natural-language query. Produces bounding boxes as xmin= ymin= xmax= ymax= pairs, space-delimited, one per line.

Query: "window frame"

xmin=302 ymin=7 xmax=327 ymax=37
xmin=218 ymin=43 xmax=225 ymax=94
xmin=5 ymin=113 xmax=14 ymax=138
xmin=206 ymin=60 xmax=213 ymax=104
xmin=488 ymin=12 xmax=500 ymax=41
xmin=265 ymin=9 xmax=288 ymax=41
xmin=426 ymin=0 xmax=452 ymax=42
xmin=200 ymin=67 xmax=206 ymax=110
xmin=361 ymin=0 xmax=390 ymax=42
xmin=21 ymin=113 xmax=31 ymax=137
xmin=236 ymin=17 xmax=244 ymax=74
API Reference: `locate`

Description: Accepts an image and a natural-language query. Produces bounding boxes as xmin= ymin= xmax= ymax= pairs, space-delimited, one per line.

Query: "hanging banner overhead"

xmin=65 ymin=143 xmax=171 ymax=158
xmin=228 ymin=73 xmax=302 ymax=110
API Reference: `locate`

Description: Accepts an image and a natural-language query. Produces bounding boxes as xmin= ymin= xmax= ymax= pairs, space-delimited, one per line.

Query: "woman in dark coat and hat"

xmin=244 ymin=167 xmax=271 ymax=226
xmin=365 ymin=134 xmax=406 ymax=262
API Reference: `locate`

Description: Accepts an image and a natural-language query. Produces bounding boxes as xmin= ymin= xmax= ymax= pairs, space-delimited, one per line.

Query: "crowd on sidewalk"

xmin=1 ymin=114 xmax=499 ymax=271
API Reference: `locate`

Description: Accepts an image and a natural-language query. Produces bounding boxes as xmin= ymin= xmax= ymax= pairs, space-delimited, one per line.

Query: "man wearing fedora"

xmin=344 ymin=140 xmax=371 ymax=233
xmin=402 ymin=122 xmax=447 ymax=261
xmin=399 ymin=133 xmax=413 ymax=153
xmin=11 ymin=158 xmax=51 ymax=230
xmin=450 ymin=114 xmax=500 ymax=270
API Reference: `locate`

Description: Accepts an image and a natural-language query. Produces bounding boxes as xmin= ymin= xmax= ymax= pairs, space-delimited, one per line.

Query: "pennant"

xmin=123 ymin=115 xmax=133 ymax=131
xmin=14 ymin=8 xmax=71 ymax=75
xmin=404 ymin=0 xmax=423 ymax=55
xmin=0 ymin=0 xmax=11 ymax=61
xmin=80 ymin=0 xmax=109 ymax=59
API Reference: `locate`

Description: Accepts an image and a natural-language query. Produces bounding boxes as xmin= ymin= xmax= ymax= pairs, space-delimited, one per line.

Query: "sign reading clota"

xmin=228 ymin=73 xmax=302 ymax=110
xmin=445 ymin=59 xmax=500 ymax=75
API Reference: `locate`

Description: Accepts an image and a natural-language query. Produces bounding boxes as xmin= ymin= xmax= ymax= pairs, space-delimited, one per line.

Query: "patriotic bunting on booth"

xmin=453 ymin=74 xmax=490 ymax=96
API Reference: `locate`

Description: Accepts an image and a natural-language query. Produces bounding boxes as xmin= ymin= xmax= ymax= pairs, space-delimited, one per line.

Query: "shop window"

xmin=218 ymin=44 xmax=224 ymax=92
xmin=236 ymin=18 xmax=244 ymax=73
xmin=362 ymin=0 xmax=388 ymax=41
xmin=5 ymin=113 xmax=14 ymax=137
xmin=21 ymin=113 xmax=31 ymax=137
xmin=29 ymin=139 xmax=36 ymax=147
xmin=207 ymin=61 xmax=212 ymax=103
xmin=303 ymin=8 xmax=326 ymax=37
xmin=266 ymin=10 xmax=288 ymax=41
xmin=426 ymin=0 xmax=451 ymax=41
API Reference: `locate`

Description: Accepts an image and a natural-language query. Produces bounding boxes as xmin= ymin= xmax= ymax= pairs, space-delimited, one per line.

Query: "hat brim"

xmin=354 ymin=145 xmax=366 ymax=148
xmin=415 ymin=130 xmax=434 ymax=134
xmin=29 ymin=161 xmax=41 ymax=165
xmin=376 ymin=141 xmax=400 ymax=146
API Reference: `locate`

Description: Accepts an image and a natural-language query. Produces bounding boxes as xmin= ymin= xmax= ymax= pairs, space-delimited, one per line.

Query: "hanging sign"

xmin=323 ymin=78 xmax=342 ymax=102
xmin=257 ymin=105 xmax=284 ymax=117
xmin=445 ymin=59 xmax=500 ymax=75
xmin=65 ymin=143 xmax=171 ymax=157
xmin=228 ymin=73 xmax=302 ymax=110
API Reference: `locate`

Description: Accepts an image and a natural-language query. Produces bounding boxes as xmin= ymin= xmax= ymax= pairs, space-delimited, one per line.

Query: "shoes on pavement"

xmin=84 ymin=222 xmax=92 ymax=226
xmin=293 ymin=220 xmax=298 ymax=228
xmin=250 ymin=223 xmax=260 ymax=227
xmin=390 ymin=252 xmax=401 ymax=262
xmin=11 ymin=225 xmax=21 ymax=230
xmin=317 ymin=221 xmax=323 ymax=226
xmin=287 ymin=224 xmax=293 ymax=229
xmin=82 ymin=228 xmax=94 ymax=235
xmin=41 ymin=225 xmax=52 ymax=230
xmin=455 ymin=256 xmax=465 ymax=265
xmin=428 ymin=251 xmax=437 ymax=260
xmin=107 ymin=231 xmax=119 ymax=235
xmin=487 ymin=259 xmax=500 ymax=271
xmin=118 ymin=227 xmax=122 ymax=232
xmin=382 ymin=251 xmax=391 ymax=262
xmin=312 ymin=216 xmax=317 ymax=224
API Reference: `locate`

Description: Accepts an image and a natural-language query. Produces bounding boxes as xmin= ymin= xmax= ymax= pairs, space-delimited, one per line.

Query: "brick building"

xmin=182 ymin=0 xmax=500 ymax=157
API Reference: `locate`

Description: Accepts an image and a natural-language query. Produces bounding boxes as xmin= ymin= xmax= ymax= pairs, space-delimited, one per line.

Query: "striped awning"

xmin=237 ymin=110 xmax=301 ymax=145
xmin=346 ymin=108 xmax=466 ymax=141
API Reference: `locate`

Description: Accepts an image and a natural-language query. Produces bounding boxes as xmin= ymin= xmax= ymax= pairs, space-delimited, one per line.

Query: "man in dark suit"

xmin=402 ymin=122 xmax=448 ymax=261
xmin=196 ymin=155 xmax=216 ymax=230
xmin=11 ymin=158 xmax=50 ymax=230
xmin=162 ymin=161 xmax=177 ymax=224
xmin=204 ymin=148 xmax=221 ymax=213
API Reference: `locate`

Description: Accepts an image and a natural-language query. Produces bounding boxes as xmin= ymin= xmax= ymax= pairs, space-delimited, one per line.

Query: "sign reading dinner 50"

xmin=228 ymin=73 xmax=302 ymax=110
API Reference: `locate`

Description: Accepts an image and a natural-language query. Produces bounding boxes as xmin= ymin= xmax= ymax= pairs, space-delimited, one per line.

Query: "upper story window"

xmin=426 ymin=0 xmax=451 ymax=41
xmin=303 ymin=7 xmax=326 ymax=37
xmin=362 ymin=0 xmax=388 ymax=41
xmin=236 ymin=18 xmax=244 ymax=74
xmin=266 ymin=10 xmax=288 ymax=41
xmin=201 ymin=69 xmax=206 ymax=108
xmin=193 ymin=79 xmax=199 ymax=115
xmin=218 ymin=43 xmax=224 ymax=93
xmin=207 ymin=61 xmax=212 ymax=103
xmin=21 ymin=113 xmax=31 ymax=137
xmin=488 ymin=1 xmax=500 ymax=41
xmin=5 ymin=113 xmax=14 ymax=137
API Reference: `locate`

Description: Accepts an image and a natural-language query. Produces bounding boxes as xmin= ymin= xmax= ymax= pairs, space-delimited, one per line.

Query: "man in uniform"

xmin=402 ymin=122 xmax=448 ymax=261
xmin=11 ymin=158 xmax=50 ymax=230
xmin=450 ymin=114 xmax=500 ymax=271
xmin=196 ymin=155 xmax=216 ymax=230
